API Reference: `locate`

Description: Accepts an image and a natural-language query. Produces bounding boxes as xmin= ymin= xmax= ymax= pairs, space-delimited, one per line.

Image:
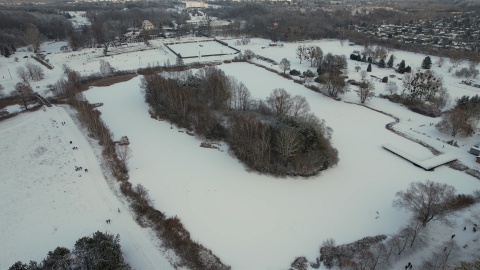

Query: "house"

xmin=181 ymin=1 xmax=208 ymax=9
xmin=142 ymin=20 xmax=155 ymax=30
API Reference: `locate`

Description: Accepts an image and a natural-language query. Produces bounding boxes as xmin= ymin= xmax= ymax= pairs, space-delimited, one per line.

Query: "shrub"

xmin=289 ymin=69 xmax=301 ymax=76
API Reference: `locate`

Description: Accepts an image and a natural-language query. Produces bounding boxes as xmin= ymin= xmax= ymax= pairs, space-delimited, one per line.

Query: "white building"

xmin=181 ymin=1 xmax=208 ymax=8
xmin=142 ymin=20 xmax=155 ymax=30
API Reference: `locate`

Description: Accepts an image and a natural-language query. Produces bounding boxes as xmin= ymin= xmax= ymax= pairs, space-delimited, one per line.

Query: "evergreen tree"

xmin=405 ymin=65 xmax=412 ymax=73
xmin=387 ymin=55 xmax=394 ymax=68
xmin=422 ymin=56 xmax=432 ymax=69
xmin=367 ymin=63 xmax=372 ymax=72
xmin=3 ymin=46 xmax=11 ymax=57
xmin=398 ymin=60 xmax=406 ymax=73
xmin=378 ymin=58 xmax=386 ymax=68
xmin=368 ymin=57 xmax=372 ymax=63
xmin=361 ymin=55 xmax=366 ymax=62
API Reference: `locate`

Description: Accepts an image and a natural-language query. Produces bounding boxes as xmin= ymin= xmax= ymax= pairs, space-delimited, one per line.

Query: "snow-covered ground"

xmin=84 ymin=63 xmax=480 ymax=269
xmin=2 ymin=36 xmax=480 ymax=269
xmin=0 ymin=106 xmax=172 ymax=269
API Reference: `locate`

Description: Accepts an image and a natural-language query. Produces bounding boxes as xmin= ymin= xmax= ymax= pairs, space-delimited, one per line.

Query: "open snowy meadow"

xmin=0 ymin=106 xmax=172 ymax=269
xmin=2 ymin=36 xmax=480 ymax=269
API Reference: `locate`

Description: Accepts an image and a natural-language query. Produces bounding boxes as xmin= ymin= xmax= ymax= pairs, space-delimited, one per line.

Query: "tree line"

xmin=141 ymin=66 xmax=338 ymax=176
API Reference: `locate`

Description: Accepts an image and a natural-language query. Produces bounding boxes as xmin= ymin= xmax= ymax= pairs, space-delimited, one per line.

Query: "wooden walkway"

xmin=382 ymin=144 xmax=457 ymax=171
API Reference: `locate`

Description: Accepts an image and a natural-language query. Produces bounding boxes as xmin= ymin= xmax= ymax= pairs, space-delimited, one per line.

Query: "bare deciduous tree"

xmin=393 ymin=180 xmax=456 ymax=226
xmin=115 ymin=144 xmax=132 ymax=164
xmin=100 ymin=59 xmax=113 ymax=76
xmin=17 ymin=66 xmax=29 ymax=82
xmin=421 ymin=240 xmax=460 ymax=270
xmin=229 ymin=77 xmax=251 ymax=111
xmin=356 ymin=79 xmax=375 ymax=104
xmin=436 ymin=108 xmax=475 ymax=137
xmin=25 ymin=63 xmax=44 ymax=81
xmin=12 ymin=82 xmax=34 ymax=110
xmin=266 ymin=88 xmax=293 ymax=116
xmin=321 ymin=72 xmax=347 ymax=98
xmin=275 ymin=126 xmax=302 ymax=166
xmin=385 ymin=81 xmax=398 ymax=95
xmin=25 ymin=27 xmax=42 ymax=53
xmin=279 ymin=58 xmax=291 ymax=74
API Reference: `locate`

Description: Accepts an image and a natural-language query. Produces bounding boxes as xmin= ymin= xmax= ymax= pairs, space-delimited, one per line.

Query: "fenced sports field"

xmin=165 ymin=39 xmax=239 ymax=59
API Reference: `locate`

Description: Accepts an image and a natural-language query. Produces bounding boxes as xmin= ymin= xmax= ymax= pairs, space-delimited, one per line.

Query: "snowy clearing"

xmin=0 ymin=106 xmax=172 ymax=269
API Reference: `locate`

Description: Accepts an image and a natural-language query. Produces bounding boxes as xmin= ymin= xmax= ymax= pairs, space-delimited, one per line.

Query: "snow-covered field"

xmin=0 ymin=106 xmax=172 ymax=269
xmin=84 ymin=62 xmax=480 ymax=269
xmin=167 ymin=40 xmax=238 ymax=58
xmin=2 ymin=36 xmax=480 ymax=269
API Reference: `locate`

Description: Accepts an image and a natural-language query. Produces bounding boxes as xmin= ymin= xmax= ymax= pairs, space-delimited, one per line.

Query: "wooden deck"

xmin=382 ymin=144 xmax=457 ymax=171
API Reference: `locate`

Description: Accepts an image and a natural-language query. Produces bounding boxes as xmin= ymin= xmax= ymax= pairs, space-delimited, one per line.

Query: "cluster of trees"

xmin=316 ymin=181 xmax=476 ymax=269
xmin=315 ymin=53 xmax=348 ymax=99
xmin=381 ymin=70 xmax=448 ymax=116
xmin=296 ymin=45 xmax=323 ymax=67
xmin=141 ymin=67 xmax=338 ymax=176
xmin=229 ymin=89 xmax=338 ymax=176
xmin=0 ymin=9 xmax=70 ymax=52
xmin=17 ymin=63 xmax=45 ymax=82
xmin=436 ymin=94 xmax=480 ymax=137
xmin=454 ymin=60 xmax=479 ymax=79
xmin=9 ymin=231 xmax=130 ymax=270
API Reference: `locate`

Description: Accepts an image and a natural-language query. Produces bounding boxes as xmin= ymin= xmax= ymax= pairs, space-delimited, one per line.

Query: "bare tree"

xmin=356 ymin=79 xmax=375 ymax=104
xmin=436 ymin=108 xmax=475 ymax=137
xmin=291 ymin=95 xmax=310 ymax=119
xmin=133 ymin=184 xmax=152 ymax=213
xmin=115 ymin=144 xmax=132 ymax=164
xmin=25 ymin=27 xmax=42 ymax=53
xmin=321 ymin=72 xmax=347 ymax=98
xmin=243 ymin=49 xmax=255 ymax=61
xmin=313 ymin=46 xmax=324 ymax=67
xmin=17 ymin=66 xmax=30 ymax=82
xmin=25 ymin=63 xmax=44 ymax=81
xmin=296 ymin=45 xmax=305 ymax=64
xmin=275 ymin=126 xmax=302 ymax=166
xmin=385 ymin=81 xmax=398 ymax=95
xmin=393 ymin=180 xmax=456 ymax=226
xmin=266 ymin=88 xmax=293 ymax=116
xmin=0 ymin=84 xmax=4 ymax=97
xmin=436 ymin=57 xmax=445 ymax=67
xmin=12 ymin=82 xmax=34 ymax=110
xmin=229 ymin=77 xmax=251 ymax=111
xmin=421 ymin=240 xmax=460 ymax=270
xmin=279 ymin=58 xmax=291 ymax=74
xmin=355 ymin=66 xmax=361 ymax=72
xmin=100 ymin=60 xmax=113 ymax=76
